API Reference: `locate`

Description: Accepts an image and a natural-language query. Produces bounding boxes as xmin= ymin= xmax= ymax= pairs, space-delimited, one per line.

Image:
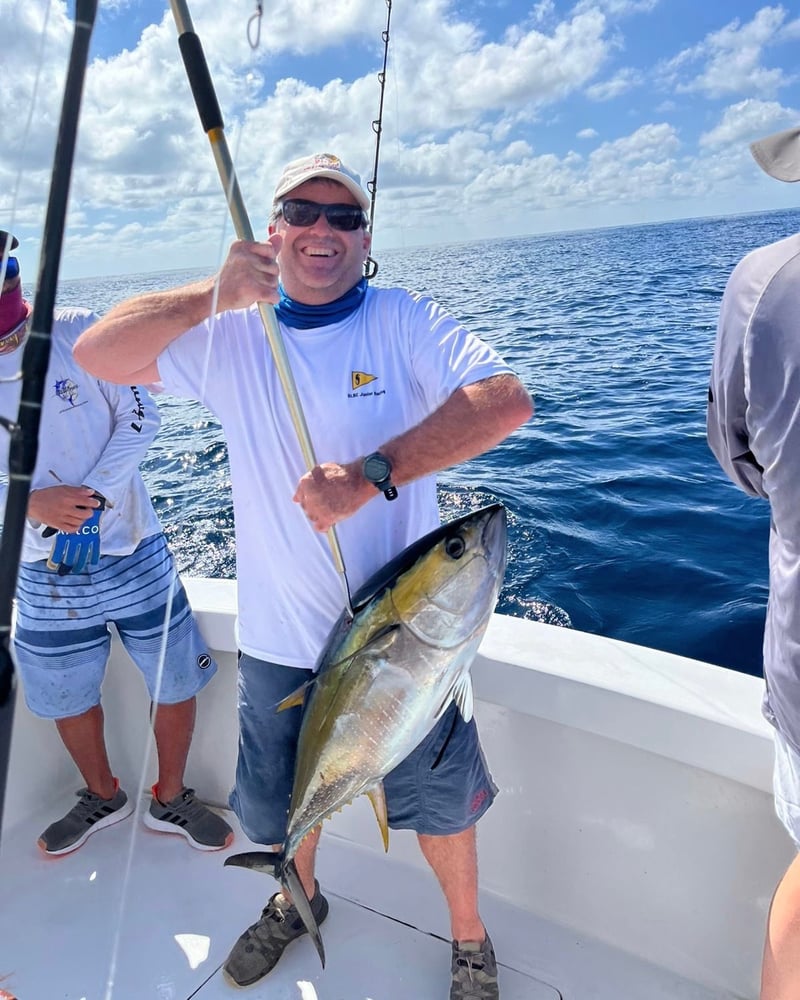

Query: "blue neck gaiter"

xmin=274 ymin=278 xmax=367 ymax=330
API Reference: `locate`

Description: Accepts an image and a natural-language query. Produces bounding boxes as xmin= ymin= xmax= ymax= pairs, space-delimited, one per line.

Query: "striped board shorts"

xmin=13 ymin=532 xmax=217 ymax=720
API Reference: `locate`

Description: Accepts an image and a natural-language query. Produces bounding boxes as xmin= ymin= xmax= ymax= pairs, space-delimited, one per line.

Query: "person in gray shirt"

xmin=708 ymin=125 xmax=800 ymax=1000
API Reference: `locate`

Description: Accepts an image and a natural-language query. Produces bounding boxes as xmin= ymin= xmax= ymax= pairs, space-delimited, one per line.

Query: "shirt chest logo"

xmin=351 ymin=370 xmax=377 ymax=389
xmin=54 ymin=376 xmax=87 ymax=412
xmin=349 ymin=370 xmax=386 ymax=399
xmin=55 ymin=377 xmax=79 ymax=406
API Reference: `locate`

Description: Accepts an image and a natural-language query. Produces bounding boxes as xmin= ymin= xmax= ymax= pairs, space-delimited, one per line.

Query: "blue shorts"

xmin=230 ymin=653 xmax=498 ymax=845
xmin=13 ymin=532 xmax=217 ymax=719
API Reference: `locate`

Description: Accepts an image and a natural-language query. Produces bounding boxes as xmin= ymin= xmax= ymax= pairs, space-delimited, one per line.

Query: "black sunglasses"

xmin=279 ymin=199 xmax=367 ymax=232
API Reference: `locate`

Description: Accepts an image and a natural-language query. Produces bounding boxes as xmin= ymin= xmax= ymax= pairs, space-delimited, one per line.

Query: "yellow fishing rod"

xmin=168 ymin=0 xmax=353 ymax=616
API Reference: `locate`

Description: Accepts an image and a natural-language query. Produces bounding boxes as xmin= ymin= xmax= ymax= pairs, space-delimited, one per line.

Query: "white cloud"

xmin=699 ymin=98 xmax=798 ymax=148
xmin=574 ymin=0 xmax=659 ymax=14
xmin=388 ymin=7 xmax=611 ymax=133
xmin=4 ymin=0 xmax=800 ymax=277
xmin=659 ymin=5 xmax=799 ymax=99
xmin=587 ymin=67 xmax=643 ymax=101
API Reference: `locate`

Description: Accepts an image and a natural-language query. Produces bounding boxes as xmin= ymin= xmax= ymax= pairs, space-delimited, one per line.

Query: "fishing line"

xmin=0 ymin=0 xmax=53 ymax=291
xmin=91 ymin=40 xmax=264 ymax=990
xmin=0 ymin=0 xmax=97 ymax=841
xmin=102 ymin=125 xmax=254 ymax=1000
xmin=0 ymin=7 xmax=139 ymax=995
xmin=99 ymin=578 xmax=183 ymax=1000
xmin=0 ymin=11 xmax=204 ymax=996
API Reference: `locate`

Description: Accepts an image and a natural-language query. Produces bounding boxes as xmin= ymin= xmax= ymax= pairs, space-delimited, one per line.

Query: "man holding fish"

xmin=74 ymin=152 xmax=532 ymax=998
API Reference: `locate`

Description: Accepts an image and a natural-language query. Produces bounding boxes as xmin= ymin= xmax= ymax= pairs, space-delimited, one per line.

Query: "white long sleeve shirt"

xmin=708 ymin=232 xmax=800 ymax=753
xmin=0 ymin=307 xmax=162 ymax=563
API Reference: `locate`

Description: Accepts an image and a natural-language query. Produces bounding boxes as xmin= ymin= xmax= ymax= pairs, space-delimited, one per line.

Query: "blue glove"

xmin=46 ymin=493 xmax=107 ymax=576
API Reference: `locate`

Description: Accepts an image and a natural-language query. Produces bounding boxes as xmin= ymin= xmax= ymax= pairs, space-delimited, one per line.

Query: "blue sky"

xmin=2 ymin=0 xmax=800 ymax=278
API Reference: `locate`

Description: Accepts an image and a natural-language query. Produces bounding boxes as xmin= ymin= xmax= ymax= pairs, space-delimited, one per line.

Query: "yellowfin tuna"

xmin=225 ymin=503 xmax=508 ymax=966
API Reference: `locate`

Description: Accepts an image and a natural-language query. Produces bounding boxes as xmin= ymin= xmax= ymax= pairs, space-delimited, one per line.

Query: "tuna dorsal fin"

xmin=451 ymin=674 xmax=474 ymax=723
xmin=366 ymin=782 xmax=389 ymax=852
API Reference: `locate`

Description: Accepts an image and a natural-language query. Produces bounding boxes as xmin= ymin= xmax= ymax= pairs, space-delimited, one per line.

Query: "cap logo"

xmin=310 ymin=154 xmax=343 ymax=172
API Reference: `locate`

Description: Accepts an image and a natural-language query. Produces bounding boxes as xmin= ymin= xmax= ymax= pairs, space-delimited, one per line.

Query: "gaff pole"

xmin=168 ymin=0 xmax=353 ymax=616
xmin=0 ymin=0 xmax=98 ymax=837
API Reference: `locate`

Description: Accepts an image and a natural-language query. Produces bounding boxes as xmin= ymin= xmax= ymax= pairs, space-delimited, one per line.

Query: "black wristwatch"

xmin=363 ymin=451 xmax=398 ymax=501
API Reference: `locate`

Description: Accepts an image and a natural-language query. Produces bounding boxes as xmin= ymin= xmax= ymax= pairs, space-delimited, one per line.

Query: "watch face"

xmin=364 ymin=452 xmax=391 ymax=483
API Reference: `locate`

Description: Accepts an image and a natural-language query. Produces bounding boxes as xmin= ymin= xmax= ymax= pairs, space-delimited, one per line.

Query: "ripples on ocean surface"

xmin=51 ymin=208 xmax=800 ymax=676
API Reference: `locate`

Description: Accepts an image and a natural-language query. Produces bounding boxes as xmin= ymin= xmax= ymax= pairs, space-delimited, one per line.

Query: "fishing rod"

xmin=0 ymin=0 xmax=98 ymax=837
xmin=168 ymin=0 xmax=354 ymax=617
xmin=364 ymin=0 xmax=392 ymax=281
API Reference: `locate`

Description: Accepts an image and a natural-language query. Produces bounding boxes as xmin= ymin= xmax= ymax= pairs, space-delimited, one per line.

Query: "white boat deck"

xmin=0 ymin=585 xmax=793 ymax=1000
xmin=0 ymin=789 xmax=734 ymax=1000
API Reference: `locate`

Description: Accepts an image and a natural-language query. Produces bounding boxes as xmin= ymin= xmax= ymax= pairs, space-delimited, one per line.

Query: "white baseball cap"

xmin=750 ymin=127 xmax=800 ymax=182
xmin=273 ymin=153 xmax=370 ymax=211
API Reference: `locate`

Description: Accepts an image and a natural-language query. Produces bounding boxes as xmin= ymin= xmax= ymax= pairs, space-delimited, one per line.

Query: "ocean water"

xmin=48 ymin=208 xmax=800 ymax=677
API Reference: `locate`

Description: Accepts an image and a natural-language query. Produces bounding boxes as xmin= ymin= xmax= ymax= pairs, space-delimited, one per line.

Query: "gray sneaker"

xmin=144 ymin=785 xmax=234 ymax=851
xmin=223 ymin=881 xmax=329 ymax=988
xmin=450 ymin=934 xmax=499 ymax=1000
xmin=38 ymin=786 xmax=135 ymax=856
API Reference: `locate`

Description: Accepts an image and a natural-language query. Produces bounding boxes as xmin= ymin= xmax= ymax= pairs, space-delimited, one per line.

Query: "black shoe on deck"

xmin=223 ymin=881 xmax=329 ymax=987
xmin=450 ymin=934 xmax=499 ymax=999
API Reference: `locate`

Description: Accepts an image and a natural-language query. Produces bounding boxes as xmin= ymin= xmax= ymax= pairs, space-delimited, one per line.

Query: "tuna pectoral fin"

xmin=224 ymin=853 xmax=326 ymax=968
xmin=451 ymin=673 xmax=474 ymax=723
xmin=366 ymin=782 xmax=389 ymax=852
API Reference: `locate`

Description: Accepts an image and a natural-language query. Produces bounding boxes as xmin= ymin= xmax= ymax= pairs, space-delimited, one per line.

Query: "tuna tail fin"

xmin=223 ymin=851 xmax=326 ymax=969
xmin=283 ymin=857 xmax=326 ymax=968
xmin=223 ymin=849 xmax=283 ymax=876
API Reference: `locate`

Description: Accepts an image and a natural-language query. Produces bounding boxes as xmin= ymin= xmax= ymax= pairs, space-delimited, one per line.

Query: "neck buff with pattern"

xmin=273 ymin=277 xmax=367 ymax=330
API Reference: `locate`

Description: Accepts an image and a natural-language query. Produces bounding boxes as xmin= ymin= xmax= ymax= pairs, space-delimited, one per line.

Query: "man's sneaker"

xmin=223 ymin=881 xmax=329 ymax=988
xmin=450 ymin=934 xmax=499 ymax=1000
xmin=143 ymin=785 xmax=234 ymax=851
xmin=37 ymin=785 xmax=135 ymax=856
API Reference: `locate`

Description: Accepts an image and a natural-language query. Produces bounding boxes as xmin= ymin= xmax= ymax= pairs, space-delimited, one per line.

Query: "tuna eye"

xmin=444 ymin=535 xmax=466 ymax=559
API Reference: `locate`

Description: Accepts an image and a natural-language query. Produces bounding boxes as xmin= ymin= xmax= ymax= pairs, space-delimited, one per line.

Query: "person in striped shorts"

xmin=0 ymin=231 xmax=233 ymax=856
